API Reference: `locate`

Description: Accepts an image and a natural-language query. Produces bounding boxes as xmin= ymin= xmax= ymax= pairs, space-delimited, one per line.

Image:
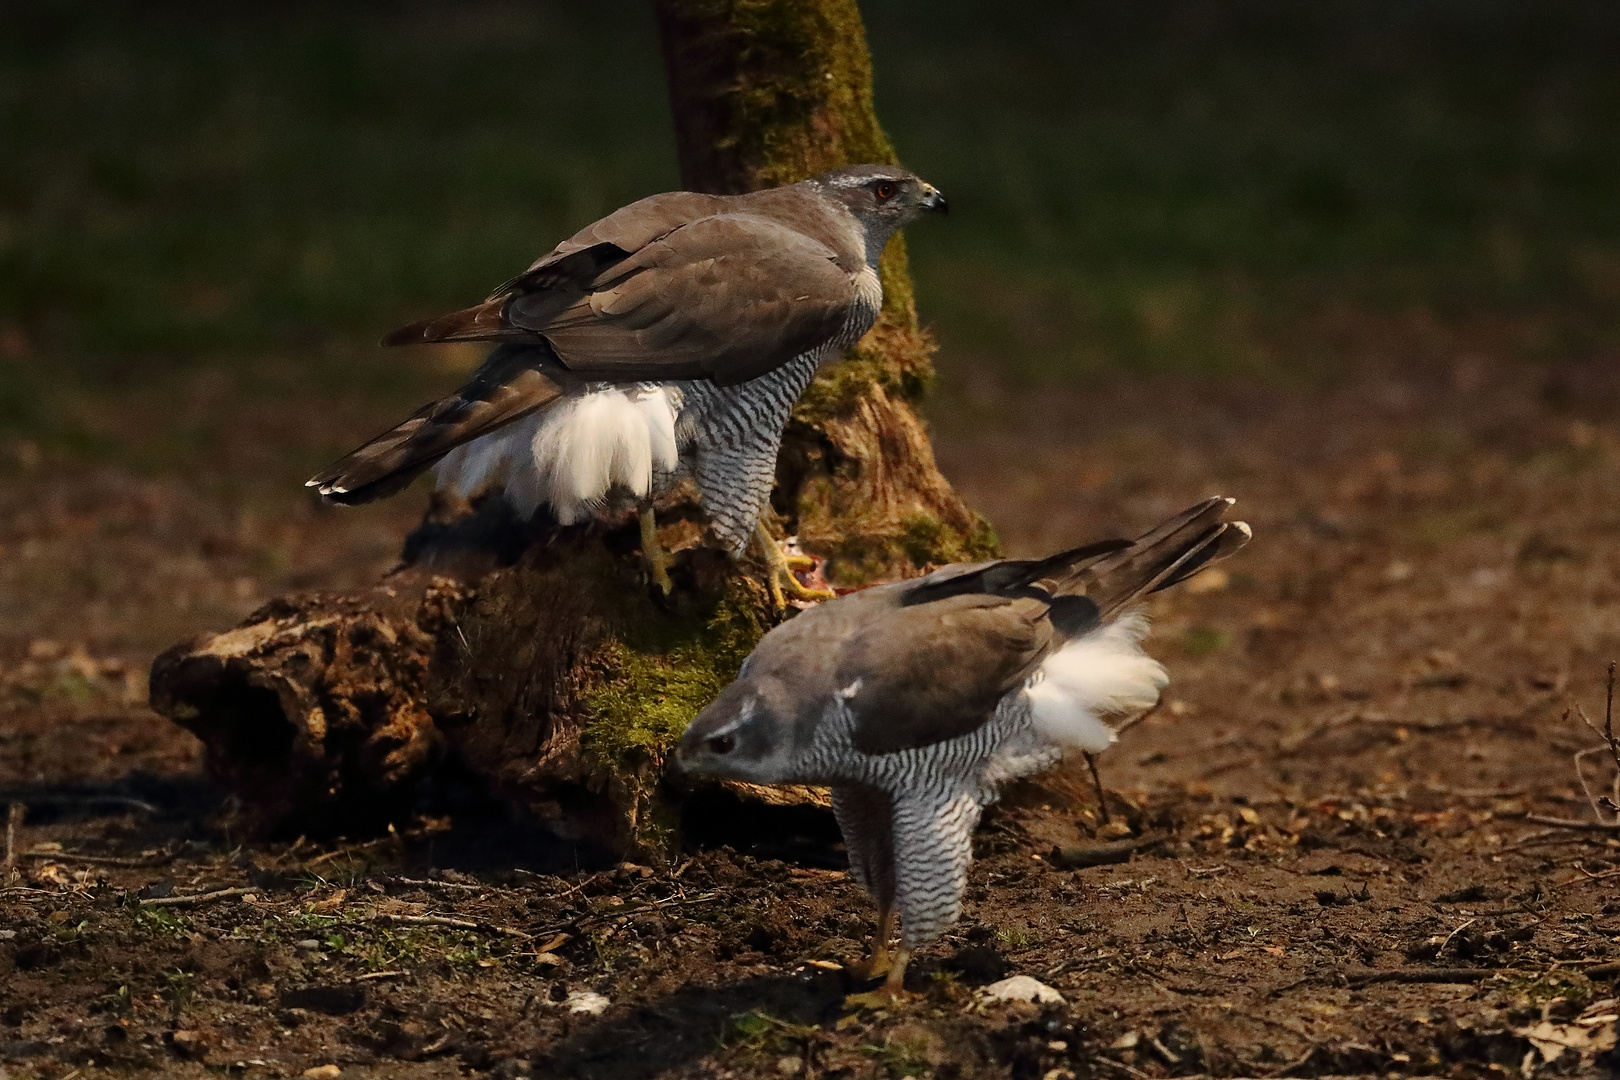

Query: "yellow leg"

xmin=848 ymin=906 xmax=896 ymax=981
xmin=882 ymin=947 xmax=912 ymax=997
xmin=640 ymin=507 xmax=673 ymax=596
xmin=844 ymin=944 xmax=913 ymax=1009
xmin=753 ymin=522 xmax=834 ymax=608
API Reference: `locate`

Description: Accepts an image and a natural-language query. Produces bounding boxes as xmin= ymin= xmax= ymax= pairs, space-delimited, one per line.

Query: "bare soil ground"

xmin=4 ymin=360 xmax=1620 ymax=1079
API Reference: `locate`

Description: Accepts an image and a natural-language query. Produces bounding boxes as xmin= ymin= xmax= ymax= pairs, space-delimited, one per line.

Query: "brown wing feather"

xmin=381 ymin=297 xmax=513 ymax=347
xmin=840 ymin=594 xmax=1052 ymax=755
xmin=382 ymin=204 xmax=861 ymax=384
xmin=837 ymin=499 xmax=1251 ymax=757
xmin=535 ymin=214 xmax=858 ymax=384
xmin=505 ymin=191 xmax=728 ymax=291
xmin=1051 ymin=497 xmax=1246 ymax=617
xmin=308 ymin=345 xmax=565 ymax=504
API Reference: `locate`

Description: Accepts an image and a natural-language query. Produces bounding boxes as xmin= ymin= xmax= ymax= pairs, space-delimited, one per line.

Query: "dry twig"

xmin=529 ymin=892 xmax=720 ymax=939
xmin=1551 ymin=865 xmax=1620 ymax=890
xmin=1568 ymin=661 xmax=1620 ymax=824
xmin=387 ymin=876 xmax=487 ymax=893
xmin=26 ymin=849 xmax=167 ymax=868
xmin=1280 ymin=710 xmax=1532 ymax=755
xmin=140 ymin=886 xmax=255 ymax=908
xmin=304 ymin=836 xmax=397 ymax=869
xmin=1438 ymin=918 xmax=1478 ymax=957
xmin=1048 ymin=835 xmax=1165 ymax=869
xmin=368 ymin=912 xmax=530 ymax=938
xmin=4 ymin=803 xmax=21 ymax=877
xmin=1522 ymin=814 xmax=1620 ymax=832
xmin=1343 ymin=966 xmax=1512 ymax=988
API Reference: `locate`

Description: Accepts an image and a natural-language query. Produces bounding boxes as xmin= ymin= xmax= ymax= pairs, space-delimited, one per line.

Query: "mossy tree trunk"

xmin=655 ymin=0 xmax=992 ymax=580
xmin=148 ymin=0 xmax=993 ymax=852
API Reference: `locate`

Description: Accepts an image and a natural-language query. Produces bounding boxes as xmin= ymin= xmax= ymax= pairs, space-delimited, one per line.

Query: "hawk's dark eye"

xmin=706 ymin=734 xmax=736 ymax=755
xmin=874 ymin=181 xmax=897 ymax=200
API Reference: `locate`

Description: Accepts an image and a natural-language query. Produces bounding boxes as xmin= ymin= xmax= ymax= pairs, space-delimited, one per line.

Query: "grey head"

xmin=807 ymin=164 xmax=948 ymax=260
xmin=675 ymin=582 xmax=908 ymax=785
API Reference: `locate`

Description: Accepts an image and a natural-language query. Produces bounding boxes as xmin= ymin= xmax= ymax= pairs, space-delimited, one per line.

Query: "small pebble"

xmin=171 ymin=1030 xmax=208 ymax=1060
xmin=979 ymin=974 xmax=1065 ymax=1005
xmin=563 ymin=990 xmax=610 ymax=1016
xmin=303 ymin=1066 xmax=342 ymax=1080
xmin=294 ymin=939 xmax=322 ymax=951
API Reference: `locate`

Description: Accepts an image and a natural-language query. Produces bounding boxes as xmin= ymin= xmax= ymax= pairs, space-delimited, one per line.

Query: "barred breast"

xmin=678 ymin=264 xmax=883 ymax=553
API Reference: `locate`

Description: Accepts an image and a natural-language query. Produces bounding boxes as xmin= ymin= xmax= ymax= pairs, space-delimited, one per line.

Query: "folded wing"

xmin=383 ymin=208 xmax=862 ymax=387
xmin=840 ymin=498 xmax=1251 ymax=755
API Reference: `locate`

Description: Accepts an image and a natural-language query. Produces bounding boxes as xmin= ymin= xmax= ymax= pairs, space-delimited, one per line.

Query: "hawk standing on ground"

xmin=308 ymin=165 xmax=947 ymax=604
xmin=677 ymin=497 xmax=1251 ymax=998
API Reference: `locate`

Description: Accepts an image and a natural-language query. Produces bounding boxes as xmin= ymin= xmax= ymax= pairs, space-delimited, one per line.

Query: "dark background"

xmin=2 ymin=0 xmax=1619 ymax=648
xmin=4 ymin=1 xmax=1619 ymax=433
xmin=4 ymin=9 xmax=1620 ymax=1073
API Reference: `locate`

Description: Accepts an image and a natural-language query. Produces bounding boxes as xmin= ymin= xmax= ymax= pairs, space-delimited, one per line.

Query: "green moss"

xmin=896 ymin=510 xmax=1000 ymax=568
xmin=677 ymin=0 xmax=926 ymax=356
xmin=580 ymin=583 xmax=767 ymax=774
xmin=811 ymin=510 xmax=1000 ymax=586
xmin=698 ymin=0 xmax=897 ymax=186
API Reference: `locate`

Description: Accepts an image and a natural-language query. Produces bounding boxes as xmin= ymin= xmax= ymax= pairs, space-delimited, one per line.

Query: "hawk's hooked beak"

xmin=921 ymin=185 xmax=948 ymax=215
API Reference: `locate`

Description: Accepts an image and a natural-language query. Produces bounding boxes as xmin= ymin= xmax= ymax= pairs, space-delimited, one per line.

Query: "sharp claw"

xmin=843 ymin=970 xmax=914 ymax=1010
xmin=773 ymin=564 xmax=834 ymax=604
xmin=753 ymin=522 xmax=834 ymax=607
xmin=842 ymin=988 xmax=911 ymax=1010
xmin=846 ymin=946 xmax=893 ymax=982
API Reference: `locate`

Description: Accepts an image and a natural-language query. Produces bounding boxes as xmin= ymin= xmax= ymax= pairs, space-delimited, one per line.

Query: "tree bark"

xmin=148 ymin=0 xmax=994 ymax=851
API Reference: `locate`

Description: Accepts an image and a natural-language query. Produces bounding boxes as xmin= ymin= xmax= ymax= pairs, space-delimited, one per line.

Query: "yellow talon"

xmin=843 ymin=946 xmax=913 ymax=1009
xmin=847 ymin=906 xmax=896 ymax=981
xmin=754 ymin=522 xmax=834 ymax=608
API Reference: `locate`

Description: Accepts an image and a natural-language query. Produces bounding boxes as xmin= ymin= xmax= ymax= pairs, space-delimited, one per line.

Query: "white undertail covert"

xmin=434 ymin=384 xmax=682 ymax=522
xmin=1022 ymin=612 xmax=1168 ymax=753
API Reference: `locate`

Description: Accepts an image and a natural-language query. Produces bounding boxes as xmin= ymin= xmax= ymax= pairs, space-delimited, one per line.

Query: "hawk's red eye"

xmin=874 ymin=181 xmax=897 ymax=200
xmin=707 ymin=734 xmax=736 ymax=755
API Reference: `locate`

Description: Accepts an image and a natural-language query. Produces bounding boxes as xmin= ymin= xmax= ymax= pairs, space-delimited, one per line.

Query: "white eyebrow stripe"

xmin=701 ymin=697 xmax=756 ymax=741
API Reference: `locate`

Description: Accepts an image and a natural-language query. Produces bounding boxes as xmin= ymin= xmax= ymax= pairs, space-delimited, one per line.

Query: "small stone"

xmin=294 ymin=939 xmax=322 ymax=951
xmin=563 ymin=990 xmax=610 ymax=1016
xmin=171 ymin=1029 xmax=208 ymax=1059
xmin=979 ymin=975 xmax=1065 ymax=1005
xmin=303 ymin=1067 xmax=343 ymax=1080
xmin=777 ymin=1054 xmax=804 ymax=1074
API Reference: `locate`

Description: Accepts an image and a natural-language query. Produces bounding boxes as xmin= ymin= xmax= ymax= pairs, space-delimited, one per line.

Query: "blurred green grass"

xmin=3 ymin=0 xmax=1620 ymax=461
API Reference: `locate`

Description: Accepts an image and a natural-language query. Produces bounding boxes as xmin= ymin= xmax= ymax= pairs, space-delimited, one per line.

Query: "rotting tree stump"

xmin=149 ymin=0 xmax=995 ymax=852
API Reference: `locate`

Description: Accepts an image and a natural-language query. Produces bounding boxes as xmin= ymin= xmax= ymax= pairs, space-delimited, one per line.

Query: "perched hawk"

xmin=677 ymin=497 xmax=1250 ymax=997
xmin=308 ymin=165 xmax=946 ymax=603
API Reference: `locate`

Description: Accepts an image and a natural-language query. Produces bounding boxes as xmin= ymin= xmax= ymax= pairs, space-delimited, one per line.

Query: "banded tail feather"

xmin=307 ymin=345 xmax=564 ymax=505
xmin=1054 ymin=496 xmax=1250 ymax=621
